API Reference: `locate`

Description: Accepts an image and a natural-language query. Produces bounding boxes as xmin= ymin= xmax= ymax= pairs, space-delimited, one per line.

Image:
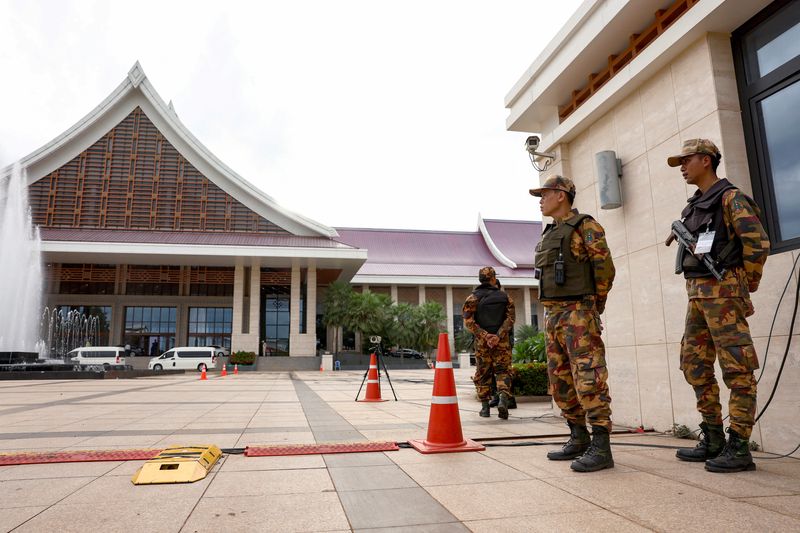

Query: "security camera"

xmin=525 ymin=135 xmax=540 ymax=154
xmin=524 ymin=135 xmax=556 ymax=172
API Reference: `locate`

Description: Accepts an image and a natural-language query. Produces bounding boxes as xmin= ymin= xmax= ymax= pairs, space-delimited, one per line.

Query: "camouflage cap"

xmin=667 ymin=138 xmax=721 ymax=167
xmin=478 ymin=266 xmax=497 ymax=280
xmin=529 ymin=175 xmax=576 ymax=198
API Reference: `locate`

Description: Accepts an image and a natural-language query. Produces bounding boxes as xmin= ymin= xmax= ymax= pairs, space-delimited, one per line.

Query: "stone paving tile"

xmin=355 ymin=523 xmax=470 ymax=533
xmin=552 ymin=470 xmax=725 ymax=508
xmin=0 ymin=476 xmax=94 ymax=508
xmin=398 ymin=453 xmax=531 ymax=486
xmin=323 ymin=451 xmax=395 ymax=468
xmin=204 ymin=468 xmax=333 ymax=497
xmin=614 ymin=498 xmax=800 ymax=531
xmin=0 ymin=505 xmax=45 ymax=532
xmin=742 ymin=494 xmax=800 ymax=520
xmin=464 ymin=509 xmax=651 ymax=533
xmin=16 ymin=500 xmax=198 ymax=533
xmin=220 ymin=453 xmax=326 ymax=472
xmin=339 ymin=487 xmax=458 ymax=530
xmin=0 ymin=460 xmax=121 ymax=481
xmin=185 ymin=492 xmax=350 ymax=532
xmin=426 ymin=478 xmax=597 ymax=521
xmin=59 ymin=470 xmax=212 ymax=505
xmin=329 ymin=464 xmax=418 ymax=491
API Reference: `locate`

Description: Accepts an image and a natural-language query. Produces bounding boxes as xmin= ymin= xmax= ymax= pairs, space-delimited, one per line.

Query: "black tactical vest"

xmin=679 ymin=178 xmax=745 ymax=278
xmin=472 ymin=285 xmax=509 ymax=334
xmin=534 ymin=213 xmax=595 ymax=300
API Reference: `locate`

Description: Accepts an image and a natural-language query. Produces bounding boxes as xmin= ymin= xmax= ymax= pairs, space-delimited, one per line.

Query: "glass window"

xmin=734 ymin=0 xmax=800 ymax=252
xmin=187 ymin=307 xmax=232 ymax=350
xmin=123 ymin=306 xmax=176 ymax=356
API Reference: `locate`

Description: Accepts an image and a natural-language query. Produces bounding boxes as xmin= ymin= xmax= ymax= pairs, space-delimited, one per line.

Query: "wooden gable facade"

xmin=28 ymin=107 xmax=288 ymax=234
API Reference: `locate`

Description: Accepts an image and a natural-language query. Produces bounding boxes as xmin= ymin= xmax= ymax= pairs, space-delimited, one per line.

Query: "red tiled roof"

xmin=41 ymin=228 xmax=355 ymax=249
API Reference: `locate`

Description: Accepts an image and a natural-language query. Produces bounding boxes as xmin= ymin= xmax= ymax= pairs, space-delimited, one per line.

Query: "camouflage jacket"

xmin=687 ymin=189 xmax=770 ymax=299
xmin=462 ymin=287 xmax=515 ymax=342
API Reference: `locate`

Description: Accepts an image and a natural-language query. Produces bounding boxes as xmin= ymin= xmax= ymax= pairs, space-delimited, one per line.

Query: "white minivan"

xmin=148 ymin=347 xmax=218 ymax=372
xmin=68 ymin=346 xmax=126 ymax=368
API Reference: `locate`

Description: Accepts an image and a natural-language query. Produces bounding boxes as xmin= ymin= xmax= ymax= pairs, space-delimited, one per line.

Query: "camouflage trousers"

xmin=544 ymin=302 xmax=612 ymax=431
xmin=681 ymin=297 xmax=759 ymax=439
xmin=472 ymin=343 xmax=512 ymax=401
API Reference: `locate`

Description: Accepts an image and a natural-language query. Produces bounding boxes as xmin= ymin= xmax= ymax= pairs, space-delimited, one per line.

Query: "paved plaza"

xmin=0 ymin=369 xmax=798 ymax=532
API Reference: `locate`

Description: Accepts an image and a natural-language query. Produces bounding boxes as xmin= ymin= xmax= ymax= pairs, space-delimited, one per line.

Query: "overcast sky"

xmin=0 ymin=0 xmax=582 ymax=231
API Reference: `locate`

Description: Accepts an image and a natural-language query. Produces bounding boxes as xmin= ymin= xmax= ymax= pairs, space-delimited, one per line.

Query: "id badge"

xmin=694 ymin=231 xmax=715 ymax=254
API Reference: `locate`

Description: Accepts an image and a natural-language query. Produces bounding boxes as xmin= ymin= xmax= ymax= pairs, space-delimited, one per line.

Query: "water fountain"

xmin=0 ymin=164 xmax=43 ymax=364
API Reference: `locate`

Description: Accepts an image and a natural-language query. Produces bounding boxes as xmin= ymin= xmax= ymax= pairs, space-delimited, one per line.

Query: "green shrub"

xmin=514 ymin=324 xmax=539 ymax=343
xmin=230 ymin=351 xmax=256 ymax=365
xmin=511 ymin=362 xmax=549 ymax=396
xmin=512 ymin=331 xmax=546 ymax=364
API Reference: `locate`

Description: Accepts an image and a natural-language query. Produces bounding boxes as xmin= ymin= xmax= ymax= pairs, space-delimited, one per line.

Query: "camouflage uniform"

xmin=676 ymin=181 xmax=769 ymax=440
xmin=463 ymin=269 xmax=516 ymax=401
xmin=541 ymin=212 xmax=615 ymax=431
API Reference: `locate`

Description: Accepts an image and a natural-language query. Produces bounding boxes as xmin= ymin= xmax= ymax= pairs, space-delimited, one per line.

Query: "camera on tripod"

xmin=369 ymin=335 xmax=382 ymax=344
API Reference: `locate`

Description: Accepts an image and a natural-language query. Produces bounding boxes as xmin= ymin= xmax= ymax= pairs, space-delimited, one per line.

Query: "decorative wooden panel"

xmin=189 ymin=266 xmax=235 ymax=284
xmin=126 ymin=265 xmax=181 ymax=283
xmin=558 ymin=0 xmax=699 ymax=123
xmin=260 ymin=270 xmax=291 ymax=285
xmin=28 ymin=107 xmax=290 ymax=234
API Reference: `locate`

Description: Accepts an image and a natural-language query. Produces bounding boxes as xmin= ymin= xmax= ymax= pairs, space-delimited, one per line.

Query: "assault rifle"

xmin=665 ymin=220 xmax=726 ymax=281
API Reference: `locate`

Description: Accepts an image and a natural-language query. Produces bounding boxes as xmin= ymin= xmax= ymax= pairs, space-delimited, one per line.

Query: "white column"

xmin=445 ymin=285 xmax=455 ymax=356
xmin=390 ymin=284 xmax=398 ymax=303
xmin=362 ymin=284 xmax=369 ymax=292
xmin=306 ymin=260 xmax=317 ymax=350
xmin=248 ymin=259 xmax=261 ymax=348
xmin=289 ymin=261 xmax=301 ymax=356
xmin=418 ymin=285 xmax=426 ymax=305
xmin=231 ymin=260 xmax=246 ymax=351
xmin=523 ymin=286 xmax=532 ymax=326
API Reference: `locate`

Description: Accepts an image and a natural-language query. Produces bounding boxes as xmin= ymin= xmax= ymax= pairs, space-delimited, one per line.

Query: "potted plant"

xmin=228 ymin=350 xmax=257 ymax=371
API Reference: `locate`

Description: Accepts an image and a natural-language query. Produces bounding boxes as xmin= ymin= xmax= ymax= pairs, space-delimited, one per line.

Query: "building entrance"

xmin=260 ymin=285 xmax=290 ymax=356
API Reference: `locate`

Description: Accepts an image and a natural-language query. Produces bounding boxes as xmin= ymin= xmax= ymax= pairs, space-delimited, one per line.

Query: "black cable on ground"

xmin=754 ymin=253 xmax=800 ymax=424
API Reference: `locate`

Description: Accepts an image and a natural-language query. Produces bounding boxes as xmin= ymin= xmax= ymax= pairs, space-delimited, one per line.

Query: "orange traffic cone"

xmin=408 ymin=333 xmax=484 ymax=454
xmin=221 ymin=364 xmax=228 ymax=377
xmin=234 ymin=364 xmax=239 ymax=375
xmin=200 ymin=367 xmax=207 ymax=380
xmin=357 ymin=353 xmax=387 ymax=402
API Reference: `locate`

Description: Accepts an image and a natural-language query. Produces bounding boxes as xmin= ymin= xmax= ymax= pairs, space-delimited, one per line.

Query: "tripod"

xmin=355 ymin=337 xmax=398 ymax=401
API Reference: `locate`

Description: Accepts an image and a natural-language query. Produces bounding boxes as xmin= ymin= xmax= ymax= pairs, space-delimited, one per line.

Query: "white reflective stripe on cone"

xmin=370 ymin=365 xmax=378 ymax=369
xmin=435 ymin=362 xmax=453 ymax=369
xmin=367 ymin=380 xmax=380 ymax=384
xmin=431 ymin=396 xmax=458 ymax=404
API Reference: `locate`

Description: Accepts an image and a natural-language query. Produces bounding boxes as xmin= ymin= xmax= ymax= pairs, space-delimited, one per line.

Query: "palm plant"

xmin=322 ymin=281 xmax=353 ymax=355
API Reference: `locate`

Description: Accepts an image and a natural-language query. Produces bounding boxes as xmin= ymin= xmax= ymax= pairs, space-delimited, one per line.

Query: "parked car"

xmin=149 ymin=347 xmax=218 ymax=372
xmin=390 ymin=348 xmax=424 ymax=359
xmin=68 ymin=346 xmax=126 ymax=368
xmin=207 ymin=345 xmax=230 ymax=358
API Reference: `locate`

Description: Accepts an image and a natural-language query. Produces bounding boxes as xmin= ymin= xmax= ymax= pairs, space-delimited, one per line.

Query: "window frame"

xmin=732 ymin=0 xmax=800 ymax=253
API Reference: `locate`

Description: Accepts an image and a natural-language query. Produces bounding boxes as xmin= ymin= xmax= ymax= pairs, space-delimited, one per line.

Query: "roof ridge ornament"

xmin=128 ymin=61 xmax=146 ymax=88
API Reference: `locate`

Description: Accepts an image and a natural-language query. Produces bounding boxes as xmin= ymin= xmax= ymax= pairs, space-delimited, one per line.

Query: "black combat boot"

xmin=570 ymin=426 xmax=614 ymax=472
xmin=479 ymin=400 xmax=490 ymax=418
xmin=705 ymin=428 xmax=756 ymax=473
xmin=507 ymin=396 xmax=517 ymax=409
xmin=488 ymin=393 xmax=499 ymax=408
xmin=676 ymin=422 xmax=725 ymax=462
xmin=547 ymin=421 xmax=590 ymax=460
xmin=497 ymin=393 xmax=509 ymax=419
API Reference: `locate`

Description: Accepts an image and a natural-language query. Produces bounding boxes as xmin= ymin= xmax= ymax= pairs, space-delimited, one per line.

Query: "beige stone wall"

xmin=545 ymin=34 xmax=800 ymax=454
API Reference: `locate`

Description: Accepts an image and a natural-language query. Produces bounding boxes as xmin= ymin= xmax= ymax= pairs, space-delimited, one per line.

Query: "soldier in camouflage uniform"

xmin=463 ymin=267 xmax=515 ymax=420
xmin=532 ymin=175 xmax=616 ymax=472
xmin=666 ymin=139 xmax=770 ymax=473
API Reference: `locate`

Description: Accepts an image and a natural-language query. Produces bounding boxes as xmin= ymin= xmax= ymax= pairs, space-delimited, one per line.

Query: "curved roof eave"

xmin=477 ymin=214 xmax=517 ymax=269
xmin=6 ymin=61 xmax=337 ymax=238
